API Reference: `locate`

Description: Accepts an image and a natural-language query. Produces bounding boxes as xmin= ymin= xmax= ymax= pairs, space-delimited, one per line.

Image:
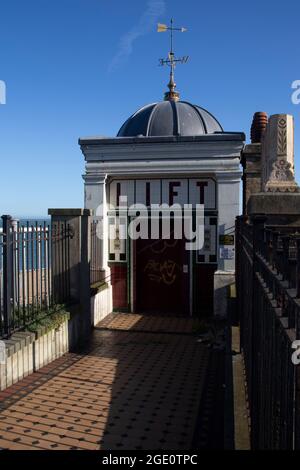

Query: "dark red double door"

xmin=135 ymin=237 xmax=189 ymax=316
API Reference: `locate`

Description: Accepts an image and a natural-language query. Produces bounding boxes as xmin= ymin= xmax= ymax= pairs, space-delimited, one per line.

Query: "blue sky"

xmin=0 ymin=0 xmax=300 ymax=217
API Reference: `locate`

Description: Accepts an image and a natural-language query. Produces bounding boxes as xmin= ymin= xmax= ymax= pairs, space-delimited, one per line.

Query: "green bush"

xmin=12 ymin=304 xmax=68 ymax=334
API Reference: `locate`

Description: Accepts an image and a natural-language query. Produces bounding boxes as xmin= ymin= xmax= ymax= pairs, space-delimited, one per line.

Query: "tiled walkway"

xmin=97 ymin=312 xmax=203 ymax=334
xmin=0 ymin=315 xmax=224 ymax=450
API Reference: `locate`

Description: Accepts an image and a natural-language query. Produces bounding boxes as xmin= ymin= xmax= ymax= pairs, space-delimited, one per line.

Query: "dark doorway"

xmin=193 ymin=264 xmax=217 ymax=317
xmin=135 ymin=237 xmax=189 ymax=316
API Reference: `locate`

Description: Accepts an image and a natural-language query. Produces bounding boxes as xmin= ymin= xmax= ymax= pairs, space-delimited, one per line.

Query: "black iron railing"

xmin=90 ymin=220 xmax=103 ymax=285
xmin=0 ymin=215 xmax=72 ymax=339
xmin=236 ymin=215 xmax=300 ymax=449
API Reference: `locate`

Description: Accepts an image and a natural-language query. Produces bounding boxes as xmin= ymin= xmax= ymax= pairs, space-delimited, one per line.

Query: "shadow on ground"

xmin=0 ymin=314 xmax=230 ymax=450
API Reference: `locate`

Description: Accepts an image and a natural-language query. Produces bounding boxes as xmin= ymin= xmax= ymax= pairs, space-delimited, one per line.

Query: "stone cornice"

xmin=82 ymin=174 xmax=107 ymax=185
xmin=84 ymin=158 xmax=242 ymax=179
xmin=79 ymin=133 xmax=245 ymax=146
xmin=80 ymin=140 xmax=244 ymax=163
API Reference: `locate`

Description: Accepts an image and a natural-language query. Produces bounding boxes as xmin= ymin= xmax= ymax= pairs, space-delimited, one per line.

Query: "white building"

xmin=79 ymin=91 xmax=244 ymax=317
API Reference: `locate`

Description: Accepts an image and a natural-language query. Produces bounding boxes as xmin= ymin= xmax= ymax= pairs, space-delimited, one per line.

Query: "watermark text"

xmin=0 ymin=80 xmax=6 ymax=105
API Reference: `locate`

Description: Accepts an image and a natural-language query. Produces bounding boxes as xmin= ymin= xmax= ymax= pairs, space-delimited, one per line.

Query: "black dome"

xmin=117 ymin=100 xmax=223 ymax=137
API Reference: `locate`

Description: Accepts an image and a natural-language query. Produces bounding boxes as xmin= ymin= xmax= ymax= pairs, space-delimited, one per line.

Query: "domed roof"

xmin=117 ymin=100 xmax=223 ymax=137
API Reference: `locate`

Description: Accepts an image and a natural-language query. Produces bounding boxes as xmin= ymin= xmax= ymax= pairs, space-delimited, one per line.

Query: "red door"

xmin=135 ymin=237 xmax=189 ymax=316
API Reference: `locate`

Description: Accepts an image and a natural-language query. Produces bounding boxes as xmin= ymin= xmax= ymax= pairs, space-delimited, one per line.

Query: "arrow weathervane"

xmin=157 ymin=19 xmax=189 ymax=101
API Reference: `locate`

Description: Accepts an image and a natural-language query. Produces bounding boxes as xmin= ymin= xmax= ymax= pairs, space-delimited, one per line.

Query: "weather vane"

xmin=157 ymin=19 xmax=188 ymax=101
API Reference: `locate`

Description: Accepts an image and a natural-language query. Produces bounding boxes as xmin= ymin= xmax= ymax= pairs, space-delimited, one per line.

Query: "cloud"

xmin=109 ymin=0 xmax=166 ymax=72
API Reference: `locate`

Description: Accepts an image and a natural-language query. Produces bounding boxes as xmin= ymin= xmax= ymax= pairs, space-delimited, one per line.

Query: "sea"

xmin=0 ymin=217 xmax=50 ymax=228
xmin=0 ymin=217 xmax=51 ymax=271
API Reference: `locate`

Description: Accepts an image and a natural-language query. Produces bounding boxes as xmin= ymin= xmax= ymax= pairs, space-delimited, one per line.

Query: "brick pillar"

xmin=48 ymin=209 xmax=92 ymax=343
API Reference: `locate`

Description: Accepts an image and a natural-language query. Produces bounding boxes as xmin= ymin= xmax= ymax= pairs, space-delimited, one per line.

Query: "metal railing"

xmin=236 ymin=215 xmax=300 ymax=449
xmin=0 ymin=215 xmax=72 ymax=339
xmin=90 ymin=220 xmax=103 ymax=285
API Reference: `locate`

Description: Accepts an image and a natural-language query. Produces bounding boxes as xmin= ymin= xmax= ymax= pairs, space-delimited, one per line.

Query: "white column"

xmin=213 ymin=172 xmax=241 ymax=318
xmin=83 ymin=173 xmax=106 ymax=212
xmin=11 ymin=218 xmax=19 ymax=307
xmin=83 ymin=173 xmax=110 ymax=276
xmin=216 ymin=172 xmax=241 ymax=272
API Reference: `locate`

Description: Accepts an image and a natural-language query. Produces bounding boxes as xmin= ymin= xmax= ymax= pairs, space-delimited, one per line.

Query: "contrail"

xmin=109 ymin=0 xmax=166 ymax=72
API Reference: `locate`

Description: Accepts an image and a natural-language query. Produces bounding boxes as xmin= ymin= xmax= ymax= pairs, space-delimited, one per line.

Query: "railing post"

xmin=282 ymin=236 xmax=290 ymax=286
xmin=269 ymin=231 xmax=276 ymax=271
xmin=251 ymin=213 xmax=267 ymax=449
xmin=1 ymin=215 xmax=13 ymax=337
xmin=235 ymin=216 xmax=243 ymax=328
xmin=252 ymin=214 xmax=266 ymax=255
xmin=11 ymin=218 xmax=19 ymax=309
xmin=79 ymin=212 xmax=92 ymax=341
xmin=272 ymin=231 xmax=280 ymax=272
xmin=296 ymin=238 xmax=300 ymax=300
